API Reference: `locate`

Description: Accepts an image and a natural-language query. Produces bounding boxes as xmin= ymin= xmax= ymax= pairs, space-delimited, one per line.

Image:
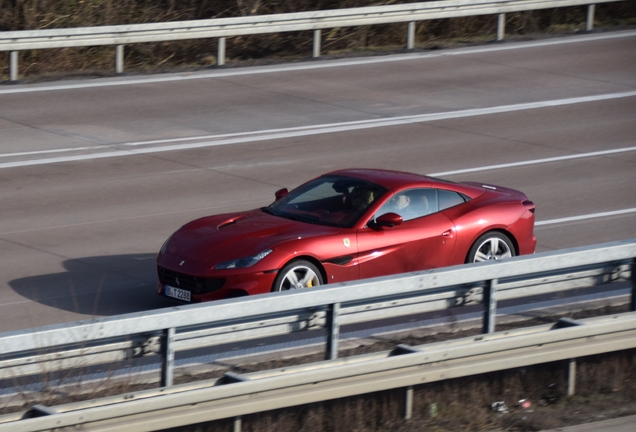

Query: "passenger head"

xmin=391 ymin=194 xmax=410 ymax=210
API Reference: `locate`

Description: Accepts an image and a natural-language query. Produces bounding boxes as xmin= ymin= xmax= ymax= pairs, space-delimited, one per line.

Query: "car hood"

xmin=164 ymin=209 xmax=338 ymax=263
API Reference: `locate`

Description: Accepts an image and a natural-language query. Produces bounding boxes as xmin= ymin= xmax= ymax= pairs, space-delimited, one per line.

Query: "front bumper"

xmin=156 ymin=264 xmax=278 ymax=303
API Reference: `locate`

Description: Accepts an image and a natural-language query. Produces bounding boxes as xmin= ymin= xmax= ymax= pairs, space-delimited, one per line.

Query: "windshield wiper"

xmin=275 ymin=213 xmax=319 ymax=224
xmin=288 ymin=215 xmax=317 ymax=224
xmin=264 ymin=207 xmax=324 ymax=225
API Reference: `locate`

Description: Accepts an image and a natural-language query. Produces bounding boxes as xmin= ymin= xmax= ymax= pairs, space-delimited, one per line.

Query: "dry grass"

xmin=1 ymin=1 xmax=635 ymax=80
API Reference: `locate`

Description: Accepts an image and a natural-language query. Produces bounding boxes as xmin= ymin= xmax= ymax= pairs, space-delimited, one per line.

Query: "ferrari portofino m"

xmin=157 ymin=169 xmax=536 ymax=303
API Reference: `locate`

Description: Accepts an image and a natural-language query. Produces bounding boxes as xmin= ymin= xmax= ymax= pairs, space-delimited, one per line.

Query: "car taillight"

xmin=522 ymin=200 xmax=535 ymax=214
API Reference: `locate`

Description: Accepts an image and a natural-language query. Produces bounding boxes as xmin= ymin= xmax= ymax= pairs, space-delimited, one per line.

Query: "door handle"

xmin=442 ymin=229 xmax=453 ymax=237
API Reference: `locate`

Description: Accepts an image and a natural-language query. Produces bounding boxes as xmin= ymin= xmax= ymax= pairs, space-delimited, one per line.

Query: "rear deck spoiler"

xmin=462 ymin=181 xmax=535 ymax=213
xmin=462 ymin=181 xmax=525 ymax=197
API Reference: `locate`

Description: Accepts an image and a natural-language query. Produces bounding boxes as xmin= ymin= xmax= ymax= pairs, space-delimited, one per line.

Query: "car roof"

xmin=326 ymin=168 xmax=428 ymax=188
xmin=326 ymin=168 xmax=486 ymax=198
xmin=327 ymin=168 xmax=440 ymax=188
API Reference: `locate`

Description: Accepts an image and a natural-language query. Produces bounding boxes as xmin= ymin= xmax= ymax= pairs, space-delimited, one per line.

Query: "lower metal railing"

xmin=1 ymin=311 xmax=635 ymax=431
xmin=0 ymin=239 xmax=634 ymax=391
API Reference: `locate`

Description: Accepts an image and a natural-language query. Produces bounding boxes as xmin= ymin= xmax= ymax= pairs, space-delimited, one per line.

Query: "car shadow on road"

xmin=9 ymin=253 xmax=175 ymax=317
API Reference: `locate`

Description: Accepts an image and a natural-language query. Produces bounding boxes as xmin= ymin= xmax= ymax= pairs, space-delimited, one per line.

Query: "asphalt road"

xmin=0 ymin=31 xmax=635 ymax=332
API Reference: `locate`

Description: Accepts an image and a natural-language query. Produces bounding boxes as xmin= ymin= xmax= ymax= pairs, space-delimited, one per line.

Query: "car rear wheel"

xmin=272 ymin=260 xmax=323 ymax=292
xmin=467 ymin=232 xmax=515 ymax=263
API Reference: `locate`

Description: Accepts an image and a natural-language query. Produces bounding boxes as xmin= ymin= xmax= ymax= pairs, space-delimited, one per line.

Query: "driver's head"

xmin=392 ymin=194 xmax=410 ymax=210
xmin=352 ymin=188 xmax=374 ymax=208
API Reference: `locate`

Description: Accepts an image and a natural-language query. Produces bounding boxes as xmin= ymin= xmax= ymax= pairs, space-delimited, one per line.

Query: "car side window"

xmin=438 ymin=189 xmax=467 ymax=210
xmin=375 ymin=188 xmax=438 ymax=222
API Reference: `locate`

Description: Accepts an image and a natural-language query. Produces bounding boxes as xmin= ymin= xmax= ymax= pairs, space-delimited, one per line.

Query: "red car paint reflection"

xmin=156 ymin=169 xmax=536 ymax=303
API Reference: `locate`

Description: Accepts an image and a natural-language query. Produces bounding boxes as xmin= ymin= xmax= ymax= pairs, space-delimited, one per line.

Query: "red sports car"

xmin=156 ymin=169 xmax=536 ymax=303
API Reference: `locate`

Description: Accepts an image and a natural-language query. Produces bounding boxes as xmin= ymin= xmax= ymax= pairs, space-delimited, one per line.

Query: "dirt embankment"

xmin=1 ymin=1 xmax=636 ymax=80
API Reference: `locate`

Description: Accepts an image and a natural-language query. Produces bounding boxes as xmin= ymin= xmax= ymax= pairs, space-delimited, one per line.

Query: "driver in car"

xmin=351 ymin=187 xmax=375 ymax=210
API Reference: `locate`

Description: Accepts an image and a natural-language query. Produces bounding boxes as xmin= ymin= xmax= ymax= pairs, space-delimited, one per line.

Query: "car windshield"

xmin=266 ymin=175 xmax=388 ymax=228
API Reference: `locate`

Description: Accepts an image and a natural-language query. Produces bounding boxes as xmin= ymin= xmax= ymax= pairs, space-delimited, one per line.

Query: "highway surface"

xmin=0 ymin=31 xmax=635 ymax=333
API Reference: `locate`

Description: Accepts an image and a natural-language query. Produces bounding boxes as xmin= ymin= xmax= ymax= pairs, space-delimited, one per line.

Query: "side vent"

xmin=522 ymin=200 xmax=536 ymax=214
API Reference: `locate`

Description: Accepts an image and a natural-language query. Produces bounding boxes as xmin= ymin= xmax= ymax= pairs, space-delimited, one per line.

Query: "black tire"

xmin=272 ymin=260 xmax=323 ymax=292
xmin=466 ymin=232 xmax=515 ymax=263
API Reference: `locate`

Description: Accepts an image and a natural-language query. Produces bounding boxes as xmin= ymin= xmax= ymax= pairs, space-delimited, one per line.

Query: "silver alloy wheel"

xmin=472 ymin=237 xmax=513 ymax=262
xmin=278 ymin=265 xmax=321 ymax=291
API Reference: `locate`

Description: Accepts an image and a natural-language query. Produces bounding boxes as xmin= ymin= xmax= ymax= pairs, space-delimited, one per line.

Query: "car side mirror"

xmin=275 ymin=188 xmax=289 ymax=200
xmin=372 ymin=212 xmax=403 ymax=228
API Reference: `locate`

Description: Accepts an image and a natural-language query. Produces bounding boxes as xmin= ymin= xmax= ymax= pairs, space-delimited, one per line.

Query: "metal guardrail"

xmin=1 ymin=311 xmax=636 ymax=431
xmin=1 ymin=0 xmax=625 ymax=80
xmin=1 ymin=239 xmax=635 ymax=390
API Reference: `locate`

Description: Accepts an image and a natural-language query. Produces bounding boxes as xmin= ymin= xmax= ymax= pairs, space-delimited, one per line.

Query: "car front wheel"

xmin=467 ymin=232 xmax=515 ymax=263
xmin=272 ymin=260 xmax=323 ymax=292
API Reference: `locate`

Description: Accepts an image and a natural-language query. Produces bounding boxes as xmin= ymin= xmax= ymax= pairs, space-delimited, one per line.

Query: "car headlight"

xmin=214 ymin=249 xmax=273 ymax=270
xmin=159 ymin=236 xmax=172 ymax=255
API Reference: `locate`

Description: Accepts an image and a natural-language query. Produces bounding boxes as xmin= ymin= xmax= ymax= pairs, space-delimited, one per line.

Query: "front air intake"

xmin=158 ymin=266 xmax=225 ymax=294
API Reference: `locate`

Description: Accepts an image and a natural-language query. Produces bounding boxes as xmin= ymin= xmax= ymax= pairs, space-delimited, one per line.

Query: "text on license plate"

xmin=165 ymin=286 xmax=191 ymax=302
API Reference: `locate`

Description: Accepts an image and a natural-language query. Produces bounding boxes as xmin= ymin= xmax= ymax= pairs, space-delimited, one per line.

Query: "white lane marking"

xmin=429 ymin=146 xmax=636 ymax=177
xmin=0 ymin=202 xmax=261 ymax=236
xmin=1 ymin=30 xmax=635 ymax=95
xmin=1 ymin=90 xmax=635 ymax=169
xmin=0 ymin=146 xmax=104 ymax=158
xmin=0 ymin=299 xmax=32 ymax=307
xmin=2 ymin=205 xmax=632 ymax=236
xmin=536 ymin=208 xmax=636 ymax=226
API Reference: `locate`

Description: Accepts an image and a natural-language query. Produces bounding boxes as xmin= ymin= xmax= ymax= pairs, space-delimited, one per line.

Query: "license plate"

xmin=165 ymin=285 xmax=191 ymax=302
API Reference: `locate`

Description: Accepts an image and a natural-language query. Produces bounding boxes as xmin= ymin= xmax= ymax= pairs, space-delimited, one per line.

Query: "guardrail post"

xmin=404 ymin=386 xmax=414 ymax=420
xmin=586 ymin=5 xmax=596 ymax=31
xmin=233 ymin=416 xmax=242 ymax=432
xmin=407 ymin=22 xmax=416 ymax=50
xmin=218 ymin=37 xmax=226 ymax=66
xmin=9 ymin=51 xmax=18 ymax=81
xmin=161 ymin=327 xmax=176 ymax=387
xmin=631 ymin=258 xmax=636 ymax=311
xmin=115 ymin=45 xmax=124 ymax=74
xmin=326 ymin=302 xmax=340 ymax=360
xmin=567 ymin=358 xmax=577 ymax=395
xmin=313 ymin=29 xmax=321 ymax=58
xmin=497 ymin=14 xmax=505 ymax=41
xmin=483 ymin=279 xmax=498 ymax=334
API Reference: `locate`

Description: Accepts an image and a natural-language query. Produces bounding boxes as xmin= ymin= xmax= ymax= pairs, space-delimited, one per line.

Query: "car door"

xmin=355 ymin=188 xmax=457 ymax=279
